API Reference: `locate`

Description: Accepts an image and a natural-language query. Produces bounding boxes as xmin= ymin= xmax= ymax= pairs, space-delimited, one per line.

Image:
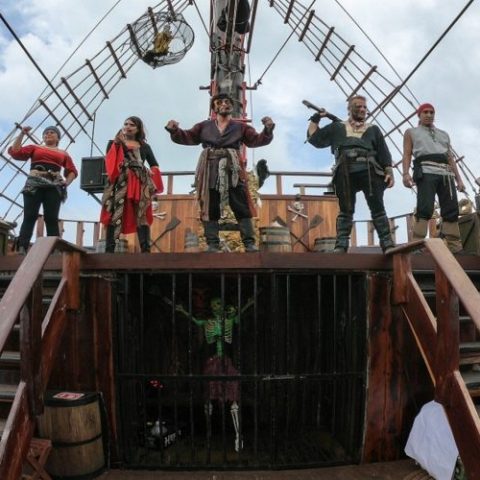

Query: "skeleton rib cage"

xmin=0 ymin=0 xmax=476 ymax=226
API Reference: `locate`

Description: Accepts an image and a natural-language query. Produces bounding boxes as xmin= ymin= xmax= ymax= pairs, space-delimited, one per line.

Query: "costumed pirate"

xmin=307 ymin=95 xmax=395 ymax=253
xmin=100 ymin=116 xmax=163 ymax=252
xmin=402 ymin=103 xmax=465 ymax=253
xmin=165 ymin=93 xmax=275 ymax=252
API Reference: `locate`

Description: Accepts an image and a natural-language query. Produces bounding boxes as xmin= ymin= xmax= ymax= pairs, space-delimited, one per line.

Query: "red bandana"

xmin=417 ymin=103 xmax=435 ymax=116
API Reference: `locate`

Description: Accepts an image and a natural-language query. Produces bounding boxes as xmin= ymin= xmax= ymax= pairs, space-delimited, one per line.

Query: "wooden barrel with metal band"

xmin=37 ymin=391 xmax=106 ymax=479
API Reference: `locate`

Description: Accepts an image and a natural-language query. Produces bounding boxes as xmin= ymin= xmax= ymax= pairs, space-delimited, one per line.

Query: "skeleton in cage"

xmin=165 ymin=295 xmax=254 ymax=451
xmin=142 ymin=25 xmax=174 ymax=64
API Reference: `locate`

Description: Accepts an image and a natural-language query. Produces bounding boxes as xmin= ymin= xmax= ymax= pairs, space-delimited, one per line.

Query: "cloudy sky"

xmin=0 ymin=0 xmax=479 ymax=243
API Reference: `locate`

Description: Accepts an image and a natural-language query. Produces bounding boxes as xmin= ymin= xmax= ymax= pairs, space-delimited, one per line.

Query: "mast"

xmin=209 ymin=0 xmax=249 ymax=121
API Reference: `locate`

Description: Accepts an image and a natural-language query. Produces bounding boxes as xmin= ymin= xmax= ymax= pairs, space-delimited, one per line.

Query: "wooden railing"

xmin=390 ymin=239 xmax=480 ymax=479
xmin=0 ymin=237 xmax=84 ymax=480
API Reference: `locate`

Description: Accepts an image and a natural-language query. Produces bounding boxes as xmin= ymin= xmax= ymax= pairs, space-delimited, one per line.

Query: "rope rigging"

xmin=0 ymin=0 xmax=191 ymax=222
xmin=267 ymin=0 xmax=479 ymax=197
xmin=376 ymin=0 xmax=476 ymax=111
xmin=0 ymin=0 xmax=478 ymax=227
xmin=252 ymin=0 xmax=316 ymax=89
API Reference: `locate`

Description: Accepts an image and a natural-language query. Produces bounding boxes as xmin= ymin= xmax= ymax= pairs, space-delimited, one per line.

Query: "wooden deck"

xmin=99 ymin=459 xmax=431 ymax=479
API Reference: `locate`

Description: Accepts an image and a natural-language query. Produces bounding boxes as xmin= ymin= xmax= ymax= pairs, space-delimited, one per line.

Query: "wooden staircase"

xmin=0 ymin=238 xmax=84 ymax=480
xmin=390 ymin=239 xmax=480 ymax=480
xmin=416 ymin=272 xmax=480 ymax=397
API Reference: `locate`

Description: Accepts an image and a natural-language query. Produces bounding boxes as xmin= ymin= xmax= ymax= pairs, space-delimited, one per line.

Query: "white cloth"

xmin=405 ymin=400 xmax=458 ymax=480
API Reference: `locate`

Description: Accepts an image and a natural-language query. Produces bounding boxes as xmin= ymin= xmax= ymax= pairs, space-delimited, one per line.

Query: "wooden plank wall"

xmin=47 ymin=277 xmax=119 ymax=462
xmin=125 ymin=194 xmax=339 ymax=252
xmin=362 ymin=273 xmax=433 ymax=462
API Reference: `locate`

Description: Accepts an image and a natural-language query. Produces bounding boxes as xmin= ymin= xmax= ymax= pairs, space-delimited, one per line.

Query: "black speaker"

xmin=80 ymin=156 xmax=107 ymax=193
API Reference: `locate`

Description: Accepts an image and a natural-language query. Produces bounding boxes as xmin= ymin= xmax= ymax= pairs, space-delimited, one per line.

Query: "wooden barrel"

xmin=38 ymin=391 xmax=106 ymax=479
xmin=95 ymin=238 xmax=128 ymax=253
xmin=314 ymin=237 xmax=336 ymax=253
xmin=259 ymin=226 xmax=292 ymax=252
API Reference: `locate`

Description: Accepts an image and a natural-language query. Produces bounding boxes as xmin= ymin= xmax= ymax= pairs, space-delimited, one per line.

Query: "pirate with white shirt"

xmin=402 ymin=103 xmax=465 ymax=253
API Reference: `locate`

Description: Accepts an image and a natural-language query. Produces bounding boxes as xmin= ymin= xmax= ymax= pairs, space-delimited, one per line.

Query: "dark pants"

xmin=335 ymin=169 xmax=387 ymax=219
xmin=208 ymin=182 xmax=251 ymax=221
xmin=334 ymin=168 xmax=392 ymax=250
xmin=18 ymin=188 xmax=62 ymax=248
xmin=416 ymin=173 xmax=458 ymax=222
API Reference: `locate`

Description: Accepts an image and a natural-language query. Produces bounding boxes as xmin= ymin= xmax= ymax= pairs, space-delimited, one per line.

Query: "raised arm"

xmin=165 ymin=120 xmax=203 ymax=146
xmin=163 ymin=297 xmax=205 ymax=326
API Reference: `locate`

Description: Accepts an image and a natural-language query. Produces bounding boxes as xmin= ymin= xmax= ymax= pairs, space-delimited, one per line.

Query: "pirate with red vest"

xmin=166 ymin=93 xmax=274 ymax=252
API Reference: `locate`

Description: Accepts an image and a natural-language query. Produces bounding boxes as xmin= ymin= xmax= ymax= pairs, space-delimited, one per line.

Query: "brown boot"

xmin=412 ymin=218 xmax=429 ymax=241
xmin=441 ymin=221 xmax=463 ymax=253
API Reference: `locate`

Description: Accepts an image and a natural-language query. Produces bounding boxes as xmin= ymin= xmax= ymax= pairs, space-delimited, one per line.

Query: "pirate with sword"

xmin=305 ymin=96 xmax=396 ymax=253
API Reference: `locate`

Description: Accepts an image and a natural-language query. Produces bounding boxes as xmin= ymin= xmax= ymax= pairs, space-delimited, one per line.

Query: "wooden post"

xmin=392 ymin=253 xmax=411 ymax=305
xmin=75 ymin=221 xmax=84 ymax=247
xmin=276 ymin=174 xmax=282 ymax=195
xmin=63 ymin=251 xmax=81 ymax=311
xmin=167 ymin=174 xmax=174 ymax=195
xmin=20 ymin=278 xmax=43 ymax=416
xmin=434 ymin=267 xmax=459 ymax=403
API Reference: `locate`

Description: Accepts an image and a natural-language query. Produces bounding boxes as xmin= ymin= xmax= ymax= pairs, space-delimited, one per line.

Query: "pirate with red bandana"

xmin=402 ymin=103 xmax=465 ymax=253
xmin=166 ymin=93 xmax=274 ymax=252
xmin=307 ymin=95 xmax=395 ymax=253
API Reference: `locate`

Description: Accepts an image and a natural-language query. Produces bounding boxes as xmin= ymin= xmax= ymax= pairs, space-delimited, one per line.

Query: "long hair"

xmin=125 ymin=116 xmax=147 ymax=143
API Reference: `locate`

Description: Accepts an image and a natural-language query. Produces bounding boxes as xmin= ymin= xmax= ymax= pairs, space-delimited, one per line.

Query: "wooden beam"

xmin=284 ymin=0 xmax=295 ymax=23
xmin=392 ymin=253 xmax=411 ymax=305
xmin=38 ymin=100 xmax=75 ymax=143
xmin=347 ymin=66 xmax=377 ymax=99
xmin=85 ymin=59 xmax=109 ymax=99
xmin=299 ymin=10 xmax=314 ymax=42
xmin=330 ymin=45 xmax=355 ymax=81
xmin=434 ymin=268 xmax=459 ymax=406
xmin=315 ymin=27 xmax=334 ymax=62
xmin=147 ymin=7 xmax=159 ymax=35
xmin=384 ymin=110 xmax=417 ymax=137
xmin=106 ymin=41 xmax=126 ymax=78
xmin=60 ymin=77 xmax=93 ymax=121
xmin=368 ymin=86 xmax=400 ymax=117
xmin=0 ymin=383 xmax=35 ymax=480
xmin=63 ymin=251 xmax=81 ymax=311
xmin=76 ymin=221 xmax=84 ymax=247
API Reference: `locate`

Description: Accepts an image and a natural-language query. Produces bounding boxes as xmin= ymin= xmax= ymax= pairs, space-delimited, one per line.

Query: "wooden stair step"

xmin=461 ymin=370 xmax=480 ymax=397
xmin=0 ymin=418 xmax=6 ymax=437
xmin=0 ymin=383 xmax=17 ymax=402
xmin=460 ymin=341 xmax=480 ymax=353
xmin=0 ymin=351 xmax=20 ymax=365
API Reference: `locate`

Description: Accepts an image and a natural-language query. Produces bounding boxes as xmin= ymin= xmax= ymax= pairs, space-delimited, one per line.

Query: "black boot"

xmin=137 ymin=225 xmax=151 ymax=253
xmin=203 ymin=221 xmax=221 ymax=252
xmin=333 ymin=213 xmax=353 ymax=253
xmin=238 ymin=218 xmax=258 ymax=252
xmin=372 ymin=214 xmax=395 ymax=253
xmin=105 ymin=225 xmax=116 ymax=253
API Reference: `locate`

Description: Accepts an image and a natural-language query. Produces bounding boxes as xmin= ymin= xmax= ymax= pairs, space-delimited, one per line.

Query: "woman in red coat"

xmin=8 ymin=125 xmax=78 ymax=254
xmin=100 ymin=116 xmax=163 ymax=252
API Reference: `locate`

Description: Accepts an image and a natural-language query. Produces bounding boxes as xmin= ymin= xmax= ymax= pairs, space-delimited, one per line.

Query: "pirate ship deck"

xmin=1 ymin=1 xmax=480 ymax=479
